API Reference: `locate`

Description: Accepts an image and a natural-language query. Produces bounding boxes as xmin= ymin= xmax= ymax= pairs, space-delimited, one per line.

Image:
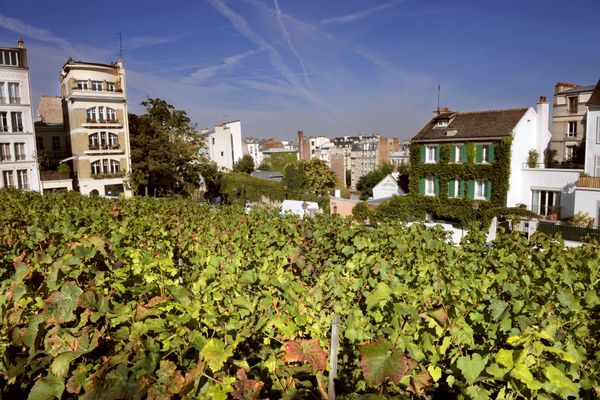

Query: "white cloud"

xmin=320 ymin=0 xmax=405 ymax=26
xmin=187 ymin=47 xmax=266 ymax=82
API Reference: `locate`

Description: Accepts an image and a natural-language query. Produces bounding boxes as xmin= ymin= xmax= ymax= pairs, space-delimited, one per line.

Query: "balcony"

xmin=578 ymin=176 xmax=600 ymax=189
xmin=86 ymin=118 xmax=119 ymax=124
xmin=8 ymin=97 xmax=20 ymax=104
xmin=41 ymin=171 xmax=71 ymax=181
xmin=88 ymin=143 xmax=120 ymax=151
xmin=91 ymin=172 xmax=122 ymax=180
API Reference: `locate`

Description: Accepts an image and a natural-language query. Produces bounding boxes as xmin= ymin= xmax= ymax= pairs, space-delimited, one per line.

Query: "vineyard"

xmin=0 ymin=189 xmax=598 ymax=399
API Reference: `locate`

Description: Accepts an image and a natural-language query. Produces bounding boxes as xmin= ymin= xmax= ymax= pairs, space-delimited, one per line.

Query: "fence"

xmin=537 ymin=221 xmax=600 ymax=242
xmin=578 ymin=176 xmax=600 ymax=188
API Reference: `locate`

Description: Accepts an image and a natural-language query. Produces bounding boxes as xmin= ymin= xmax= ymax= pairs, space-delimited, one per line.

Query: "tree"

xmin=356 ymin=163 xmax=395 ymax=200
xmin=232 ymin=155 xmax=255 ymax=174
xmin=300 ymin=158 xmax=337 ymax=196
xmin=129 ymin=98 xmax=207 ymax=196
xmin=283 ymin=163 xmax=308 ymax=197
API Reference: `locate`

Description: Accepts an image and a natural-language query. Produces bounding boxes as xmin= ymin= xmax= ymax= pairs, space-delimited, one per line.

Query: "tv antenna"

xmin=437 ymin=84 xmax=441 ymax=114
xmin=118 ymin=32 xmax=123 ymax=61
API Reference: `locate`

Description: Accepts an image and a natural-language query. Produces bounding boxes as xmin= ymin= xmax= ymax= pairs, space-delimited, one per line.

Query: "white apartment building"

xmin=59 ymin=59 xmax=132 ymax=197
xmin=200 ymin=120 xmax=243 ymax=170
xmin=0 ymin=40 xmax=40 ymax=191
xmin=242 ymin=138 xmax=263 ymax=167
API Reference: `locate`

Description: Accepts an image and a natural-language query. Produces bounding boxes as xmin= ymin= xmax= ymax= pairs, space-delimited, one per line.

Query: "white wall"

xmin=519 ymin=168 xmax=580 ymax=218
xmin=573 ymin=188 xmax=600 ymax=227
xmin=223 ymin=120 xmax=243 ymax=164
xmin=585 ymin=106 xmax=600 ymax=176
xmin=372 ymin=173 xmax=402 ymax=199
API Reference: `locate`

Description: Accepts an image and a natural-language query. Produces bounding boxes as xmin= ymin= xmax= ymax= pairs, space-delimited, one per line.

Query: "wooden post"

xmin=328 ymin=314 xmax=340 ymax=400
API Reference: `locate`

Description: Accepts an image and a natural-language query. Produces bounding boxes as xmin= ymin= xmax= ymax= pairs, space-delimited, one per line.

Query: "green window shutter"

xmin=420 ymin=146 xmax=426 ymax=163
xmin=460 ymin=145 xmax=468 ymax=163
xmin=467 ymin=180 xmax=475 ymax=199
xmin=435 ymin=178 xmax=440 ymax=195
xmin=475 ymin=144 xmax=483 ymax=163
xmin=459 ymin=180 xmax=465 ymax=197
xmin=435 ymin=145 xmax=440 ymax=162
xmin=448 ymin=180 xmax=455 ymax=197
xmin=419 ymin=178 xmax=425 ymax=195
xmin=486 ymin=180 xmax=492 ymax=200
xmin=489 ymin=144 xmax=496 ymax=163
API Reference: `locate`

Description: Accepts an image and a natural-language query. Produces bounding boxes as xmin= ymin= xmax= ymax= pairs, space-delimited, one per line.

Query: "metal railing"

xmin=538 ymin=221 xmax=600 ymax=242
xmin=86 ymin=118 xmax=119 ymax=124
xmin=88 ymin=143 xmax=120 ymax=151
xmin=41 ymin=171 xmax=71 ymax=181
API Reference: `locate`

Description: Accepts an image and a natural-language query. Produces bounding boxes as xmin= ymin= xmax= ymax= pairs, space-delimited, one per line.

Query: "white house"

xmin=200 ymin=120 xmax=243 ymax=170
xmin=372 ymin=172 xmax=404 ymax=199
xmin=0 ymin=40 xmax=41 ymax=191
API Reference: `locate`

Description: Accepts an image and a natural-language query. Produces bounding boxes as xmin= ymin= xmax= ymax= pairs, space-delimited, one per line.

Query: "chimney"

xmin=536 ymin=95 xmax=550 ymax=157
xmin=555 ymin=82 xmax=579 ymax=94
xmin=17 ymin=38 xmax=24 ymax=48
xmin=297 ymin=130 xmax=304 ymax=159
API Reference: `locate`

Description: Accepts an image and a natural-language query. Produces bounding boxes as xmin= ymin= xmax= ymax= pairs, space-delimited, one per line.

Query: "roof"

xmin=412 ymin=108 xmax=529 ymax=142
xmin=263 ymin=148 xmax=297 ymax=154
xmin=587 ymin=80 xmax=600 ymax=107
xmin=62 ymin=58 xmax=119 ymax=70
xmin=558 ymin=85 xmax=596 ymax=95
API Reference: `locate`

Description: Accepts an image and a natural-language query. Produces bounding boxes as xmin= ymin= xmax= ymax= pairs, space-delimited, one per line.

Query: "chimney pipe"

xmin=297 ymin=130 xmax=304 ymax=159
xmin=538 ymin=96 xmax=547 ymax=104
xmin=17 ymin=38 xmax=24 ymax=48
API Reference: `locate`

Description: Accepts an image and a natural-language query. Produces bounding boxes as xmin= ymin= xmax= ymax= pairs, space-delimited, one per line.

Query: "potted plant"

xmin=527 ymin=149 xmax=539 ymax=168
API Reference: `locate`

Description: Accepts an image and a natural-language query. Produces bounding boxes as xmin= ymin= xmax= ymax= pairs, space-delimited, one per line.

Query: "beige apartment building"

xmin=59 ymin=59 xmax=132 ymax=197
xmin=550 ymin=82 xmax=595 ymax=163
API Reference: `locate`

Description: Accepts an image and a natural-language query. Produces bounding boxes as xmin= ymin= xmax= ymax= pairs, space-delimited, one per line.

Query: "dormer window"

xmin=436 ymin=119 xmax=449 ymax=127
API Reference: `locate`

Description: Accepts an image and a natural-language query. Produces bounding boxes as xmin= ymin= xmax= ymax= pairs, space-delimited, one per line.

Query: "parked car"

xmin=244 ymin=203 xmax=256 ymax=214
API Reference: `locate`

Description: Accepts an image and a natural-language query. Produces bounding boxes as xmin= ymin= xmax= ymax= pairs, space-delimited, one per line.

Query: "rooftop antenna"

xmin=437 ymin=84 xmax=441 ymax=114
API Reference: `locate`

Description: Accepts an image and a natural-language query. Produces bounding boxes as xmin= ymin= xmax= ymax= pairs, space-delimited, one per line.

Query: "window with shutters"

xmin=482 ymin=145 xmax=490 ymax=163
xmin=475 ymin=179 xmax=486 ymax=199
xmin=425 ymin=177 xmax=435 ymax=196
xmin=451 ymin=180 xmax=462 ymax=198
xmin=425 ymin=146 xmax=436 ymax=163
xmin=454 ymin=145 xmax=462 ymax=163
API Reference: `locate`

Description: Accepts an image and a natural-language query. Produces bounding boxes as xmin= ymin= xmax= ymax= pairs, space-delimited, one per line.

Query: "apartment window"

xmin=106 ymin=108 xmax=116 ymax=122
xmin=449 ymin=179 xmax=462 ymax=198
xmin=10 ymin=112 xmax=23 ymax=132
xmin=474 ymin=179 xmax=487 ymax=199
xmin=91 ymin=81 xmax=103 ymax=91
xmin=52 ymin=136 xmax=60 ymax=150
xmin=91 ymin=159 xmax=120 ymax=175
xmin=36 ymin=137 xmax=44 ymax=151
xmin=105 ymin=184 xmax=124 ymax=197
xmin=17 ymin=170 xmax=28 ymax=190
xmin=109 ymin=132 xmax=118 ymax=147
xmin=86 ymin=108 xmax=96 ymax=122
xmin=0 ymin=112 xmax=7 ymax=132
xmin=425 ymin=146 xmax=437 ymax=163
xmin=2 ymin=170 xmax=14 ymax=187
xmin=0 ymin=82 xmax=5 ymax=103
xmin=212 ymin=138 xmax=215 ymax=145
xmin=14 ymin=143 xmax=25 ymax=160
xmin=425 ymin=177 xmax=436 ymax=196
xmin=532 ymin=190 xmax=560 ymax=217
xmin=567 ymin=121 xmax=577 ymax=137
xmin=8 ymin=83 xmax=19 ymax=104
xmin=0 ymin=143 xmax=10 ymax=161
xmin=566 ymin=146 xmax=576 ymax=161
xmin=0 ymin=50 xmax=19 ymax=66
xmin=77 ymin=80 xmax=88 ymax=90
xmin=568 ymin=96 xmax=578 ymax=114
xmin=98 ymin=107 xmax=105 ymax=121
xmin=220 ymin=151 xmax=224 ymax=157
xmin=106 ymin=82 xmax=115 ymax=92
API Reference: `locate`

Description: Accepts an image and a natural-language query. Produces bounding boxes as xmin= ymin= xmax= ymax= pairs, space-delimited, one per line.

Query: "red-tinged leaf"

xmin=66 ymin=364 xmax=92 ymax=394
xmin=283 ymin=338 xmax=327 ymax=372
xmin=147 ymin=295 xmax=170 ymax=307
xmin=233 ymin=369 xmax=264 ymax=400
xmin=429 ymin=307 xmax=448 ymax=326
xmin=407 ymin=371 xmax=433 ymax=396
xmin=359 ymin=340 xmax=414 ymax=386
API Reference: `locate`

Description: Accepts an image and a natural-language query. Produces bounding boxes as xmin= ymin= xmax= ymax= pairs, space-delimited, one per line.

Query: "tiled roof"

xmin=558 ymin=85 xmax=596 ymax=95
xmin=412 ymin=108 xmax=529 ymax=142
xmin=586 ymin=80 xmax=600 ymax=106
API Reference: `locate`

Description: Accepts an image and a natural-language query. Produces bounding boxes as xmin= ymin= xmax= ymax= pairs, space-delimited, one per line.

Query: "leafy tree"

xmin=356 ymin=163 xmax=395 ymax=200
xmin=199 ymin=161 xmax=222 ymax=200
xmin=257 ymin=160 xmax=271 ymax=171
xmin=233 ymin=155 xmax=255 ymax=174
xmin=283 ymin=163 xmax=308 ymax=197
xmin=129 ymin=98 xmax=207 ymax=196
xmin=300 ymin=158 xmax=337 ymax=196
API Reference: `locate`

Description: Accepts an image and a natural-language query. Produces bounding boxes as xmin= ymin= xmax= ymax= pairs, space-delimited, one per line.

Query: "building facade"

xmin=200 ymin=120 xmax=243 ymax=171
xmin=410 ymin=99 xmax=551 ymax=219
xmin=242 ymin=138 xmax=263 ymax=168
xmin=59 ymin=59 xmax=132 ymax=197
xmin=550 ymin=82 xmax=595 ymax=164
xmin=0 ymin=40 xmax=40 ymax=191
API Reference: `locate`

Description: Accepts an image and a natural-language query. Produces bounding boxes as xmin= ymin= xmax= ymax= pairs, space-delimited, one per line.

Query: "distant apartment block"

xmin=550 ymin=82 xmax=595 ymax=163
xmin=242 ymin=137 xmax=263 ymax=167
xmin=200 ymin=120 xmax=243 ymax=171
xmin=0 ymin=40 xmax=41 ymax=191
xmin=58 ymin=58 xmax=132 ymax=197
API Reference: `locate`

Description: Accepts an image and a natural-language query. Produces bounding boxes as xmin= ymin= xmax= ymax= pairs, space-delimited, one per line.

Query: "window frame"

xmin=474 ymin=179 xmax=486 ymax=200
xmin=2 ymin=170 xmax=14 ymax=187
xmin=0 ymin=143 xmax=11 ymax=161
xmin=425 ymin=177 xmax=436 ymax=196
xmin=425 ymin=146 xmax=436 ymax=163
xmin=14 ymin=142 xmax=25 ymax=160
xmin=77 ymin=80 xmax=88 ymax=90
xmin=91 ymin=81 xmax=103 ymax=91
xmin=567 ymin=121 xmax=577 ymax=137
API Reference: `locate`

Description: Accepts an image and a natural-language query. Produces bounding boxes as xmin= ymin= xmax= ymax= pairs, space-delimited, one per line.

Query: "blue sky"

xmin=1 ymin=0 xmax=599 ymax=140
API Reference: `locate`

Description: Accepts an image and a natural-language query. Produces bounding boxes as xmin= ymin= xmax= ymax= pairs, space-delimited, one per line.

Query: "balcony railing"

xmin=86 ymin=118 xmax=119 ymax=124
xmin=91 ymin=172 xmax=121 ymax=179
xmin=578 ymin=176 xmax=600 ymax=188
xmin=88 ymin=143 xmax=120 ymax=151
xmin=9 ymin=97 xmax=20 ymax=104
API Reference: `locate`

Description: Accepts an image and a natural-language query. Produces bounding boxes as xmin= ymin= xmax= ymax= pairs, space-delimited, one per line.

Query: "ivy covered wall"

xmin=407 ymin=137 xmax=513 ymax=222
